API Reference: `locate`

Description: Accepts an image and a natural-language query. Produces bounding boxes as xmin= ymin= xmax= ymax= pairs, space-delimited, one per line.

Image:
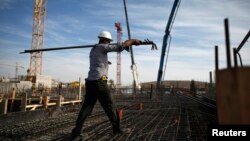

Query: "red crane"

xmin=115 ymin=22 xmax=123 ymax=88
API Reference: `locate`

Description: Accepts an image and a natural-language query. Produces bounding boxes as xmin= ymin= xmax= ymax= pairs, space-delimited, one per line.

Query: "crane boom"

xmin=123 ymin=0 xmax=141 ymax=89
xmin=157 ymin=0 xmax=181 ymax=87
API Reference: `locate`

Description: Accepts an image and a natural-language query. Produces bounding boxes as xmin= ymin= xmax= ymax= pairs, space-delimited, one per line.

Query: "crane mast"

xmin=115 ymin=22 xmax=122 ymax=88
xmin=29 ymin=0 xmax=47 ymax=77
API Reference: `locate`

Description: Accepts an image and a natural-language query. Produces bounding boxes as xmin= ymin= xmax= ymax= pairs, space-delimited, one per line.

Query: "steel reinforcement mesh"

xmin=0 ymin=93 xmax=217 ymax=141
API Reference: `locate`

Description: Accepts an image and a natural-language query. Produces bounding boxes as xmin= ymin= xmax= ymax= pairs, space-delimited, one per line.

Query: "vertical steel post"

xmin=233 ymin=48 xmax=238 ymax=68
xmin=215 ymin=45 xmax=219 ymax=72
xmin=224 ymin=18 xmax=231 ymax=68
xmin=209 ymin=71 xmax=212 ymax=84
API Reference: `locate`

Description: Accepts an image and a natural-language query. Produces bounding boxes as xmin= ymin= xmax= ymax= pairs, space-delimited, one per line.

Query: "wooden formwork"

xmin=216 ymin=67 xmax=250 ymax=124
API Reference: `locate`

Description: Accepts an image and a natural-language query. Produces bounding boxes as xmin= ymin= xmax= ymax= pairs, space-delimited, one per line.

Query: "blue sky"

xmin=0 ymin=0 xmax=249 ymax=85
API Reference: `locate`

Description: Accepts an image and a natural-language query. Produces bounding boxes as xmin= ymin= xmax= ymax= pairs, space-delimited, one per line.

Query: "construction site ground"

xmin=0 ymin=93 xmax=217 ymax=141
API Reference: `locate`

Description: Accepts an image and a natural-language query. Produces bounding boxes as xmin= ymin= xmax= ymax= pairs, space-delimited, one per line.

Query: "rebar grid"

xmin=0 ymin=93 xmax=217 ymax=141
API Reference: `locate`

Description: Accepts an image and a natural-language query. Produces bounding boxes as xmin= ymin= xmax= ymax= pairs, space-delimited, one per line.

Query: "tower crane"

xmin=0 ymin=63 xmax=25 ymax=80
xmin=115 ymin=22 xmax=122 ymax=88
xmin=29 ymin=0 xmax=47 ymax=77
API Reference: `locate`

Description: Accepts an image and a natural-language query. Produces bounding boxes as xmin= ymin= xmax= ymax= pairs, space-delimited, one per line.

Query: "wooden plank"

xmin=216 ymin=67 xmax=250 ymax=124
xmin=43 ymin=96 xmax=48 ymax=109
xmin=24 ymin=99 xmax=82 ymax=111
xmin=61 ymin=100 xmax=81 ymax=105
xmin=57 ymin=95 xmax=63 ymax=107
xmin=21 ymin=93 xmax=27 ymax=111
xmin=1 ymin=99 xmax=8 ymax=114
xmin=10 ymin=88 xmax=16 ymax=112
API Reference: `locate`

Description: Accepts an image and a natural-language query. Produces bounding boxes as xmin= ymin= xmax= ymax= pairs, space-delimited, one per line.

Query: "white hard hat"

xmin=98 ymin=31 xmax=113 ymax=41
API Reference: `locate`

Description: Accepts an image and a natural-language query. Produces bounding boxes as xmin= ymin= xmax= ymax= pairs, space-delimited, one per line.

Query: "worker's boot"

xmin=71 ymin=126 xmax=82 ymax=139
xmin=71 ymin=133 xmax=88 ymax=141
xmin=113 ymin=127 xmax=132 ymax=135
xmin=113 ymin=127 xmax=123 ymax=135
xmin=113 ymin=109 xmax=123 ymax=135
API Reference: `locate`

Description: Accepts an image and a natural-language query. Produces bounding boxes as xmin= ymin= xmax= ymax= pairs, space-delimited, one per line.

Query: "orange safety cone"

xmin=117 ymin=109 xmax=123 ymax=120
xmin=138 ymin=103 xmax=144 ymax=110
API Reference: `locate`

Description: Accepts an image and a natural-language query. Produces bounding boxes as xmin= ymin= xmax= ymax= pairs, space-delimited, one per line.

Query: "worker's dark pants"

xmin=72 ymin=80 xmax=120 ymax=136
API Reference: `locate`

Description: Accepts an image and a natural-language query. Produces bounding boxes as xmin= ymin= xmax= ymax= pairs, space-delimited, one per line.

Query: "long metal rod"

xmin=20 ymin=44 xmax=96 ymax=54
xmin=236 ymin=30 xmax=250 ymax=53
xmin=20 ymin=41 xmax=156 ymax=54
xmin=237 ymin=53 xmax=243 ymax=67
xmin=235 ymin=30 xmax=250 ymax=67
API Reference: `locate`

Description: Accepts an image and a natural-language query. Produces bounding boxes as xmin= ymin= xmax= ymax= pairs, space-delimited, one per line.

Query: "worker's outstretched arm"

xmin=124 ymin=39 xmax=141 ymax=48
xmin=123 ymin=39 xmax=157 ymax=52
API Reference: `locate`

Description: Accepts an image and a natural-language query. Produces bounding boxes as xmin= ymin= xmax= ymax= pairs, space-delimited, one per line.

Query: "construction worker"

xmin=71 ymin=31 xmax=141 ymax=140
